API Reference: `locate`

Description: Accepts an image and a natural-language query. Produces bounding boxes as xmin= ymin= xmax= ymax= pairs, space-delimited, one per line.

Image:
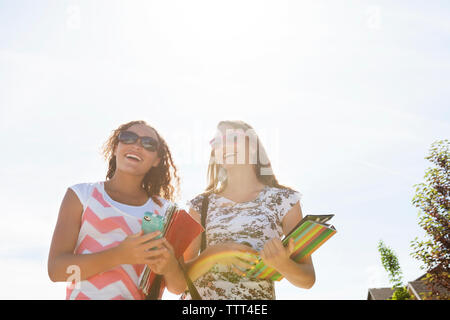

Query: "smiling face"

xmin=113 ymin=124 xmax=161 ymax=176
xmin=212 ymin=123 xmax=258 ymax=169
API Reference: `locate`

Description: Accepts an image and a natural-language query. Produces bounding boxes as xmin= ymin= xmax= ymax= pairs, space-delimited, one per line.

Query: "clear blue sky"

xmin=0 ymin=0 xmax=449 ymax=299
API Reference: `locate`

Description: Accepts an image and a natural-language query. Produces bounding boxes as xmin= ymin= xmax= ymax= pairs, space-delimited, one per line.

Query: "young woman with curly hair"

xmin=48 ymin=120 xmax=186 ymax=299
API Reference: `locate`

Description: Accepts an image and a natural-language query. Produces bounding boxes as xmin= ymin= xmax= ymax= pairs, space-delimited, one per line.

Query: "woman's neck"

xmin=223 ymin=165 xmax=264 ymax=193
xmin=105 ymin=171 xmax=145 ymax=196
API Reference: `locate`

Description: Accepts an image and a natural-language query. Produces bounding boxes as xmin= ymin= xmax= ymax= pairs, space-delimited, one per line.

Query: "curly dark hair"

xmin=101 ymin=120 xmax=180 ymax=206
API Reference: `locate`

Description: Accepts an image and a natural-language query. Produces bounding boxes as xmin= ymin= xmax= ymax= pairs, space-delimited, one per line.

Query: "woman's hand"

xmin=113 ymin=230 xmax=167 ymax=265
xmin=186 ymin=242 xmax=258 ymax=282
xmin=259 ymin=238 xmax=295 ymax=271
xmin=206 ymin=242 xmax=259 ymax=276
xmin=146 ymin=239 xmax=179 ymax=275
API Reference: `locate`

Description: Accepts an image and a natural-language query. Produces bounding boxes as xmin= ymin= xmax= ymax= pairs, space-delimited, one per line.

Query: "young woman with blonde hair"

xmin=182 ymin=120 xmax=316 ymax=300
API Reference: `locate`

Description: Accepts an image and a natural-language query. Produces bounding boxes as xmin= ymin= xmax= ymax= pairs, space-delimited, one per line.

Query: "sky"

xmin=0 ymin=0 xmax=449 ymax=299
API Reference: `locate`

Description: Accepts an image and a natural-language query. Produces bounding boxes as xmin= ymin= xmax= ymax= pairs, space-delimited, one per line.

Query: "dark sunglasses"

xmin=209 ymin=131 xmax=247 ymax=148
xmin=118 ymin=130 xmax=159 ymax=152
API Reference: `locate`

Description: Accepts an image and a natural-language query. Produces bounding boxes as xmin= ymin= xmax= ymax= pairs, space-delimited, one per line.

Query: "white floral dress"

xmin=182 ymin=186 xmax=302 ymax=300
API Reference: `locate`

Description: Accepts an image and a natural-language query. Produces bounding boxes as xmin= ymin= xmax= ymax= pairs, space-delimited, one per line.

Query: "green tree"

xmin=377 ymin=240 xmax=411 ymax=300
xmin=411 ymin=139 xmax=450 ymax=300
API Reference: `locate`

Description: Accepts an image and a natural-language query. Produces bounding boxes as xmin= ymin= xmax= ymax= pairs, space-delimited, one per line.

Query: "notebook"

xmin=245 ymin=214 xmax=337 ymax=281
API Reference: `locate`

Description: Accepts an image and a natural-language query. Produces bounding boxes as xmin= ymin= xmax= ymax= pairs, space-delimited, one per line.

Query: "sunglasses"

xmin=118 ymin=130 xmax=159 ymax=152
xmin=209 ymin=131 xmax=247 ymax=148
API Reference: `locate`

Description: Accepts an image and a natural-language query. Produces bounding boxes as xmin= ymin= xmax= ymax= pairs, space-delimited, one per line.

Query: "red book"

xmin=139 ymin=204 xmax=204 ymax=298
xmin=164 ymin=208 xmax=204 ymax=259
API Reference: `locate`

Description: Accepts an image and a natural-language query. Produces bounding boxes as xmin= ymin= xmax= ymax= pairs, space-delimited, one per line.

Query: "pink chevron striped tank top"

xmin=66 ymin=181 xmax=167 ymax=300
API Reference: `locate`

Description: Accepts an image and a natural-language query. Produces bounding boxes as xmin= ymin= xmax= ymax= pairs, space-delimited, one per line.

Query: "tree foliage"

xmin=411 ymin=139 xmax=450 ymax=300
xmin=378 ymin=240 xmax=411 ymax=300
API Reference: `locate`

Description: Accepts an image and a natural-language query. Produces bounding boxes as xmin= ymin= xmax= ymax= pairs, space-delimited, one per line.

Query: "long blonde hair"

xmin=204 ymin=120 xmax=293 ymax=195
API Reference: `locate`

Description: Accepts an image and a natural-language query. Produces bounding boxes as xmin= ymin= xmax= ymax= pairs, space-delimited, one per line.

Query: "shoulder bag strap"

xmin=178 ymin=257 xmax=202 ymax=300
xmin=200 ymin=194 xmax=210 ymax=253
xmin=177 ymin=193 xmax=210 ymax=300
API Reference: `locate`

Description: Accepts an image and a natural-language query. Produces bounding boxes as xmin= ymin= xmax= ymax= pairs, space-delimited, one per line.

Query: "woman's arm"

xmin=184 ymin=242 xmax=257 ymax=284
xmin=260 ymin=202 xmax=316 ymax=289
xmin=181 ymin=208 xmax=257 ymax=287
xmin=48 ymin=188 xmax=121 ymax=282
xmin=48 ymin=188 xmax=166 ymax=283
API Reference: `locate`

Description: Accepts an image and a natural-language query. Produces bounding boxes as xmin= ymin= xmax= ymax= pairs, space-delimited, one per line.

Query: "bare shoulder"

xmin=48 ymin=188 xmax=85 ymax=262
xmin=61 ymin=187 xmax=84 ymax=217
